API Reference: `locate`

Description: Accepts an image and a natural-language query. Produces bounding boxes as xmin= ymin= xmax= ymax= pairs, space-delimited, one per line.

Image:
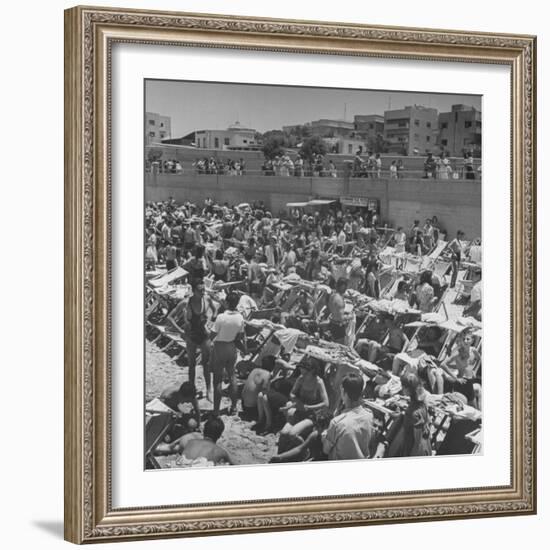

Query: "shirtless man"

xmin=440 ymin=332 xmax=481 ymax=407
xmin=327 ymin=278 xmax=350 ymax=345
xmin=156 ymin=416 xmax=234 ymax=465
xmin=240 ymin=355 xmax=276 ymax=421
xmin=355 ymin=313 xmax=409 ymax=364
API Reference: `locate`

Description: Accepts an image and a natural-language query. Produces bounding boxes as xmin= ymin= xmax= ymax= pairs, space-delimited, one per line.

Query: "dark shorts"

xmin=210 ymin=341 xmax=237 ymax=379
xmin=453 ymin=378 xmax=476 ymax=401
xmin=241 ymin=404 xmax=258 ymax=421
xmin=267 ymin=390 xmax=289 ymax=412
xmin=328 ymin=320 xmax=346 ymax=340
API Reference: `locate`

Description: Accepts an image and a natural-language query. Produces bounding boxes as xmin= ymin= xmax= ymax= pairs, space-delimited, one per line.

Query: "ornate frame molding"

xmin=64 ymin=5 xmax=536 ymax=544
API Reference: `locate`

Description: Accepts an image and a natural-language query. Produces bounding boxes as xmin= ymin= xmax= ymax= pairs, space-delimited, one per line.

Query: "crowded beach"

xmin=145 ymin=197 xmax=483 ymax=468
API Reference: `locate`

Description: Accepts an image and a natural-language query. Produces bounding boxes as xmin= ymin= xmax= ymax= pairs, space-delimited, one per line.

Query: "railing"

xmin=146 ymin=167 xmax=481 ymax=181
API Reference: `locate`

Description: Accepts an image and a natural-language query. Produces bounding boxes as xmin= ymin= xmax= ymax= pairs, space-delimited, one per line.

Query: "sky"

xmin=145 ymin=79 xmax=482 ymax=138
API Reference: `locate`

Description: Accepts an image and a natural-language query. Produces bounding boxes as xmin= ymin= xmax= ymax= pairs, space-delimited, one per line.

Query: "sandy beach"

xmin=146 ymin=340 xmax=278 ymax=467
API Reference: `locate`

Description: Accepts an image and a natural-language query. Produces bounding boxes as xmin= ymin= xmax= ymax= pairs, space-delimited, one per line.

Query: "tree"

xmin=262 ymin=134 xmax=289 ymax=159
xmin=367 ymin=133 xmax=389 ymax=154
xmin=147 ymin=147 xmax=163 ymax=162
xmin=299 ymin=135 xmax=327 ymax=162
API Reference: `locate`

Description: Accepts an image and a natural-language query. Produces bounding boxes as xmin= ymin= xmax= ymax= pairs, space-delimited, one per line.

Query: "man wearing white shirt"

xmin=210 ymin=293 xmax=247 ymax=415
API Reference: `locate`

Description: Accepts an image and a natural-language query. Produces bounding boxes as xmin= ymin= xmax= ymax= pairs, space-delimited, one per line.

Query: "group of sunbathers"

xmin=146 ymin=197 xmax=482 ymax=466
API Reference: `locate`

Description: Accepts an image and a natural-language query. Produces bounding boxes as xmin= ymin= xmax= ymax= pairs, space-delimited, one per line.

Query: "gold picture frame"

xmin=64 ymin=5 xmax=537 ymax=544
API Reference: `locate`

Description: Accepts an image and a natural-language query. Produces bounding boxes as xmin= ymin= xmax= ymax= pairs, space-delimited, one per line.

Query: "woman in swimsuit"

xmin=284 ymin=358 xmax=329 ymax=425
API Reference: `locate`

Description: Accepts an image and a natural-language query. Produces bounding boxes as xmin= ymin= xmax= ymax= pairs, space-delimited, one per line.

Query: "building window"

xmin=369 ymin=123 xmax=374 ymax=129
xmin=224 ymin=138 xmax=230 ymax=146
xmin=398 ymin=121 xmax=407 ymax=128
xmin=214 ymin=137 xmax=219 ymax=148
xmin=148 ymin=119 xmax=155 ymax=125
xmin=426 ymin=122 xmax=432 ymax=128
xmin=426 ymin=136 xmax=431 ymax=142
xmin=160 ymin=132 xmax=165 ymax=139
xmin=348 ymin=144 xmax=353 ymax=154
xmin=441 ymin=122 xmax=448 ymax=129
xmin=149 ymin=131 xmax=155 ymax=138
xmin=160 ymin=122 xmax=164 ymax=128
xmin=465 ymin=121 xmax=473 ymax=128
xmin=414 ymin=119 xmax=420 ymax=126
xmin=243 ymin=139 xmax=247 ymax=144
xmin=441 ymin=139 xmax=448 ymax=146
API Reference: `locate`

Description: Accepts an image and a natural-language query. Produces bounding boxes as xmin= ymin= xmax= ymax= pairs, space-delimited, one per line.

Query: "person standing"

xmin=375 ymin=153 xmax=382 ymax=178
xmin=322 ymin=373 xmax=375 ymax=460
xmin=166 ymin=280 xmax=214 ymax=396
xmin=328 ymin=278 xmax=351 ymax=345
xmin=265 ymin=236 xmax=281 ymax=268
xmin=210 ymin=293 xmax=248 ymax=415
xmin=464 ymin=152 xmax=475 ymax=180
xmin=183 ymin=245 xmax=207 ymax=283
xmin=448 ymin=230 xmax=465 ymax=288
xmin=389 ymin=160 xmax=398 ymax=179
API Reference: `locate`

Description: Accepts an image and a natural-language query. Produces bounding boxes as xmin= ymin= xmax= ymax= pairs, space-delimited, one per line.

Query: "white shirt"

xmin=471 ymin=280 xmax=482 ymax=303
xmin=469 ymin=245 xmax=482 ymax=264
xmin=212 ymin=311 xmax=245 ymax=342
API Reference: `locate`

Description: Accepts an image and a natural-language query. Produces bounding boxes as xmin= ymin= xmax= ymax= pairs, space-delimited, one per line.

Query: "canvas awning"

xmin=306 ymin=199 xmax=337 ymax=206
xmin=286 ymin=202 xmax=309 ymax=208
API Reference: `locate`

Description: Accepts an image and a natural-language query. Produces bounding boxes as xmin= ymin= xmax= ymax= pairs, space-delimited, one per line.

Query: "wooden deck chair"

xmin=404 ymin=255 xmax=422 ymax=273
xmin=430 ymin=410 xmax=453 ymax=452
xmin=427 ymin=240 xmax=448 ymax=261
xmin=432 ymin=258 xmax=451 ymax=280
xmin=465 ymin=427 xmax=482 ymax=454
xmin=145 ymin=413 xmax=174 ymax=469
xmin=145 ymin=292 xmax=161 ymax=319
xmin=378 ymin=266 xmax=396 ymax=297
xmin=248 ymin=308 xmax=280 ymax=320
xmin=342 ymin=241 xmax=357 ymax=256
xmin=149 ymin=266 xmax=188 ymax=288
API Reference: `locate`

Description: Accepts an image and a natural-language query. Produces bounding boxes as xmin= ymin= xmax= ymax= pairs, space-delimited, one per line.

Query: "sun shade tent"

xmin=286 ymin=202 xmax=309 ymax=208
xmin=306 ymin=199 xmax=337 ymax=207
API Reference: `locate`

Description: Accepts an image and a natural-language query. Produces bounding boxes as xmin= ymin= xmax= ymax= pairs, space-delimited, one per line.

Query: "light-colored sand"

xmin=146 ymin=340 xmax=278 ymax=467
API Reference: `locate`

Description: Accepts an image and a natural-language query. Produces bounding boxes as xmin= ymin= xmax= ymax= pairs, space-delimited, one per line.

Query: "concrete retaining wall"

xmin=145 ymin=174 xmax=481 ymax=238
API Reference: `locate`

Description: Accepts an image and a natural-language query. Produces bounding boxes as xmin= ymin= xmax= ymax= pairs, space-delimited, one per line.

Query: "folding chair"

xmin=145 ymin=413 xmax=175 ymax=469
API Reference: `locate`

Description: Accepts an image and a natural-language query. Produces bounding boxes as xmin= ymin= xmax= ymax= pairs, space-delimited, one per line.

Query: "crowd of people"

xmin=192 ymin=157 xmax=247 ymax=176
xmin=145 ymin=196 xmax=483 ymax=468
xmin=154 ymin=150 xmax=481 ymax=180
xmin=423 ymin=151 xmax=480 ymax=180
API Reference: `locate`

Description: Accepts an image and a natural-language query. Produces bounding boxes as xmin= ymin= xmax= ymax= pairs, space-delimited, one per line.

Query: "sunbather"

xmin=156 ymin=416 xmax=234 ymax=465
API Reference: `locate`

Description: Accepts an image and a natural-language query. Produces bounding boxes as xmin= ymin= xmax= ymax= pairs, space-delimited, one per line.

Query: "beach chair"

xmin=145 ymin=412 xmax=175 ymax=469
xmin=149 ymin=266 xmax=188 ymax=289
xmin=378 ymin=265 xmax=396 ymax=297
xmin=465 ymin=427 xmax=482 ymax=454
xmin=145 ymin=291 xmax=161 ymax=319
xmin=403 ymin=255 xmax=422 ymax=273
xmin=432 ymin=257 xmax=451 ymax=281
xmin=427 ymin=240 xmax=448 ymax=261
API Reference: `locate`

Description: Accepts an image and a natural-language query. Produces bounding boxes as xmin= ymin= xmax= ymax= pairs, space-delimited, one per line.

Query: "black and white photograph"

xmin=144 ymin=79 xmax=483 ymax=469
